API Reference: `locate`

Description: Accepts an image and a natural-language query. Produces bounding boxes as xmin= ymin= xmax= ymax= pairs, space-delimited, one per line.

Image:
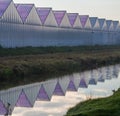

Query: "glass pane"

xmin=53 ymin=11 xmax=66 ymax=26
xmin=80 ymin=15 xmax=89 ymax=27
xmin=68 ymin=13 xmax=78 ymax=26
xmin=37 ymin=85 xmax=50 ymax=101
xmin=37 ymin=8 xmax=51 ymax=24
xmin=53 ymin=82 xmax=64 ymax=96
xmin=0 ymin=0 xmax=11 ymax=17
xmin=16 ymin=90 xmax=32 ymax=107
xmin=16 ymin=4 xmax=33 ymax=22
xmin=0 ymin=100 xmax=7 ymax=115
xmin=67 ymin=80 xmax=77 ymax=91
xmin=79 ymin=78 xmax=88 ymax=88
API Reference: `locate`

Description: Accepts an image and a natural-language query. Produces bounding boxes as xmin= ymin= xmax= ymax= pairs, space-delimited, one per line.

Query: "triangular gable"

xmin=44 ymin=10 xmax=58 ymax=27
xmin=37 ymin=84 xmax=50 ymax=101
xmin=0 ymin=1 xmax=22 ymax=23
xmin=53 ymin=11 xmax=66 ymax=26
xmin=90 ymin=17 xmax=100 ymax=30
xmin=16 ymin=4 xmax=33 ymax=23
xmin=67 ymin=80 xmax=77 ymax=91
xmin=90 ymin=17 xmax=97 ymax=28
xmin=24 ymin=5 xmax=42 ymax=25
xmin=23 ymin=83 xmax=41 ymax=106
xmin=36 ymin=7 xmax=51 ymax=25
xmin=58 ymin=76 xmax=70 ymax=94
xmin=113 ymin=21 xmax=119 ymax=31
xmin=98 ymin=19 xmax=105 ymax=30
xmin=43 ymin=80 xmax=57 ymax=100
xmin=72 ymin=74 xmax=81 ymax=90
xmin=106 ymin=20 xmax=113 ymax=31
xmin=67 ymin=13 xmax=78 ymax=26
xmin=79 ymin=78 xmax=88 ymax=88
xmin=110 ymin=21 xmax=114 ymax=31
xmin=0 ymin=89 xmax=21 ymax=115
xmin=89 ymin=78 xmax=97 ymax=85
xmin=0 ymin=100 xmax=7 ymax=115
xmin=53 ymin=82 xmax=64 ymax=96
xmin=99 ymin=19 xmax=107 ymax=30
xmin=0 ymin=0 xmax=11 ymax=17
xmin=79 ymin=15 xmax=89 ymax=28
xmin=16 ymin=89 xmax=32 ymax=107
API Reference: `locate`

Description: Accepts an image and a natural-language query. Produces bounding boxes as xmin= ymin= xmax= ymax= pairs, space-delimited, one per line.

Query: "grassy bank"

xmin=0 ymin=45 xmax=120 ymax=90
xmin=66 ymin=88 xmax=120 ymax=116
xmin=0 ymin=45 xmax=120 ymax=57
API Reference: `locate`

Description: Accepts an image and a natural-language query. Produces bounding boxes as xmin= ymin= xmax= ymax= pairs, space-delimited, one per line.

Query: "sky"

xmin=13 ymin=0 xmax=120 ymax=21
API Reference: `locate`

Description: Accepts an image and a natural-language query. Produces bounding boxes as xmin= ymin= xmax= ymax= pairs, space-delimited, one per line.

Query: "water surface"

xmin=6 ymin=65 xmax=120 ymax=116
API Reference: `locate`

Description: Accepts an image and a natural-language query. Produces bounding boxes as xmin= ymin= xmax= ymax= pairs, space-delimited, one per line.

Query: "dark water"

xmin=11 ymin=64 xmax=120 ymax=116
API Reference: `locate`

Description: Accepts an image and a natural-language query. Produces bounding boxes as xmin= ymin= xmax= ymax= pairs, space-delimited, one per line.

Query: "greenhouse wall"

xmin=0 ymin=0 xmax=120 ymax=48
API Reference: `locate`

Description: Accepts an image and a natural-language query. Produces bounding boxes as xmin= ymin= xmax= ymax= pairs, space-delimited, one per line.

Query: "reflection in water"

xmin=0 ymin=64 xmax=120 ymax=116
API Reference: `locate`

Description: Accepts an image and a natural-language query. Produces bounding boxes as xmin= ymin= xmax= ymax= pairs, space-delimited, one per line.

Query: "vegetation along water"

xmin=0 ymin=45 xmax=120 ymax=90
xmin=66 ymin=88 xmax=120 ymax=116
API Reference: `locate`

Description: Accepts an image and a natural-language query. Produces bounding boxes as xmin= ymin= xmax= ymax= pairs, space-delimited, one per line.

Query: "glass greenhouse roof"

xmin=53 ymin=82 xmax=64 ymax=96
xmin=16 ymin=4 xmax=33 ymax=22
xmin=37 ymin=85 xmax=50 ymax=101
xmin=16 ymin=90 xmax=32 ymax=107
xmin=90 ymin=17 xmax=97 ymax=27
xmin=37 ymin=8 xmax=51 ymax=24
xmin=98 ymin=19 xmax=105 ymax=28
xmin=0 ymin=100 xmax=7 ymax=115
xmin=79 ymin=78 xmax=88 ymax=88
xmin=89 ymin=78 xmax=97 ymax=85
xmin=67 ymin=80 xmax=77 ymax=91
xmin=106 ymin=20 xmax=112 ymax=28
xmin=68 ymin=13 xmax=78 ymax=26
xmin=80 ymin=15 xmax=89 ymax=28
xmin=0 ymin=0 xmax=11 ymax=17
xmin=53 ymin=11 xmax=66 ymax=26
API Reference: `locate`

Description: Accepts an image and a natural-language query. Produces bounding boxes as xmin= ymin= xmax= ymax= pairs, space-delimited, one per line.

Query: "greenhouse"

xmin=0 ymin=0 xmax=120 ymax=47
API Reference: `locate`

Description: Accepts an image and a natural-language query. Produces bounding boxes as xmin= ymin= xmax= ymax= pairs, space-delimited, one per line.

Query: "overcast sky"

xmin=13 ymin=0 xmax=120 ymax=22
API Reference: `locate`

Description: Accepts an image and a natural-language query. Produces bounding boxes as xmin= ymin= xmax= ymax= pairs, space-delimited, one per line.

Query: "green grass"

xmin=66 ymin=88 xmax=120 ymax=116
xmin=0 ymin=45 xmax=120 ymax=90
xmin=0 ymin=45 xmax=120 ymax=57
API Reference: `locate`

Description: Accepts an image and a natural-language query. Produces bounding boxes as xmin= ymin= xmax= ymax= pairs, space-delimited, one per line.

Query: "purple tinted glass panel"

xmin=80 ymin=15 xmax=89 ymax=28
xmin=0 ymin=0 xmax=11 ymax=17
xmin=68 ymin=13 xmax=78 ymax=26
xmin=89 ymin=78 xmax=97 ymax=85
xmin=16 ymin=90 xmax=32 ymax=107
xmin=37 ymin=85 xmax=50 ymax=101
xmin=53 ymin=82 xmax=64 ymax=96
xmin=79 ymin=78 xmax=88 ymax=88
xmin=0 ymin=100 xmax=7 ymax=115
xmin=67 ymin=80 xmax=77 ymax=91
xmin=53 ymin=11 xmax=66 ymax=26
xmin=37 ymin=8 xmax=51 ymax=24
xmin=16 ymin=4 xmax=33 ymax=22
